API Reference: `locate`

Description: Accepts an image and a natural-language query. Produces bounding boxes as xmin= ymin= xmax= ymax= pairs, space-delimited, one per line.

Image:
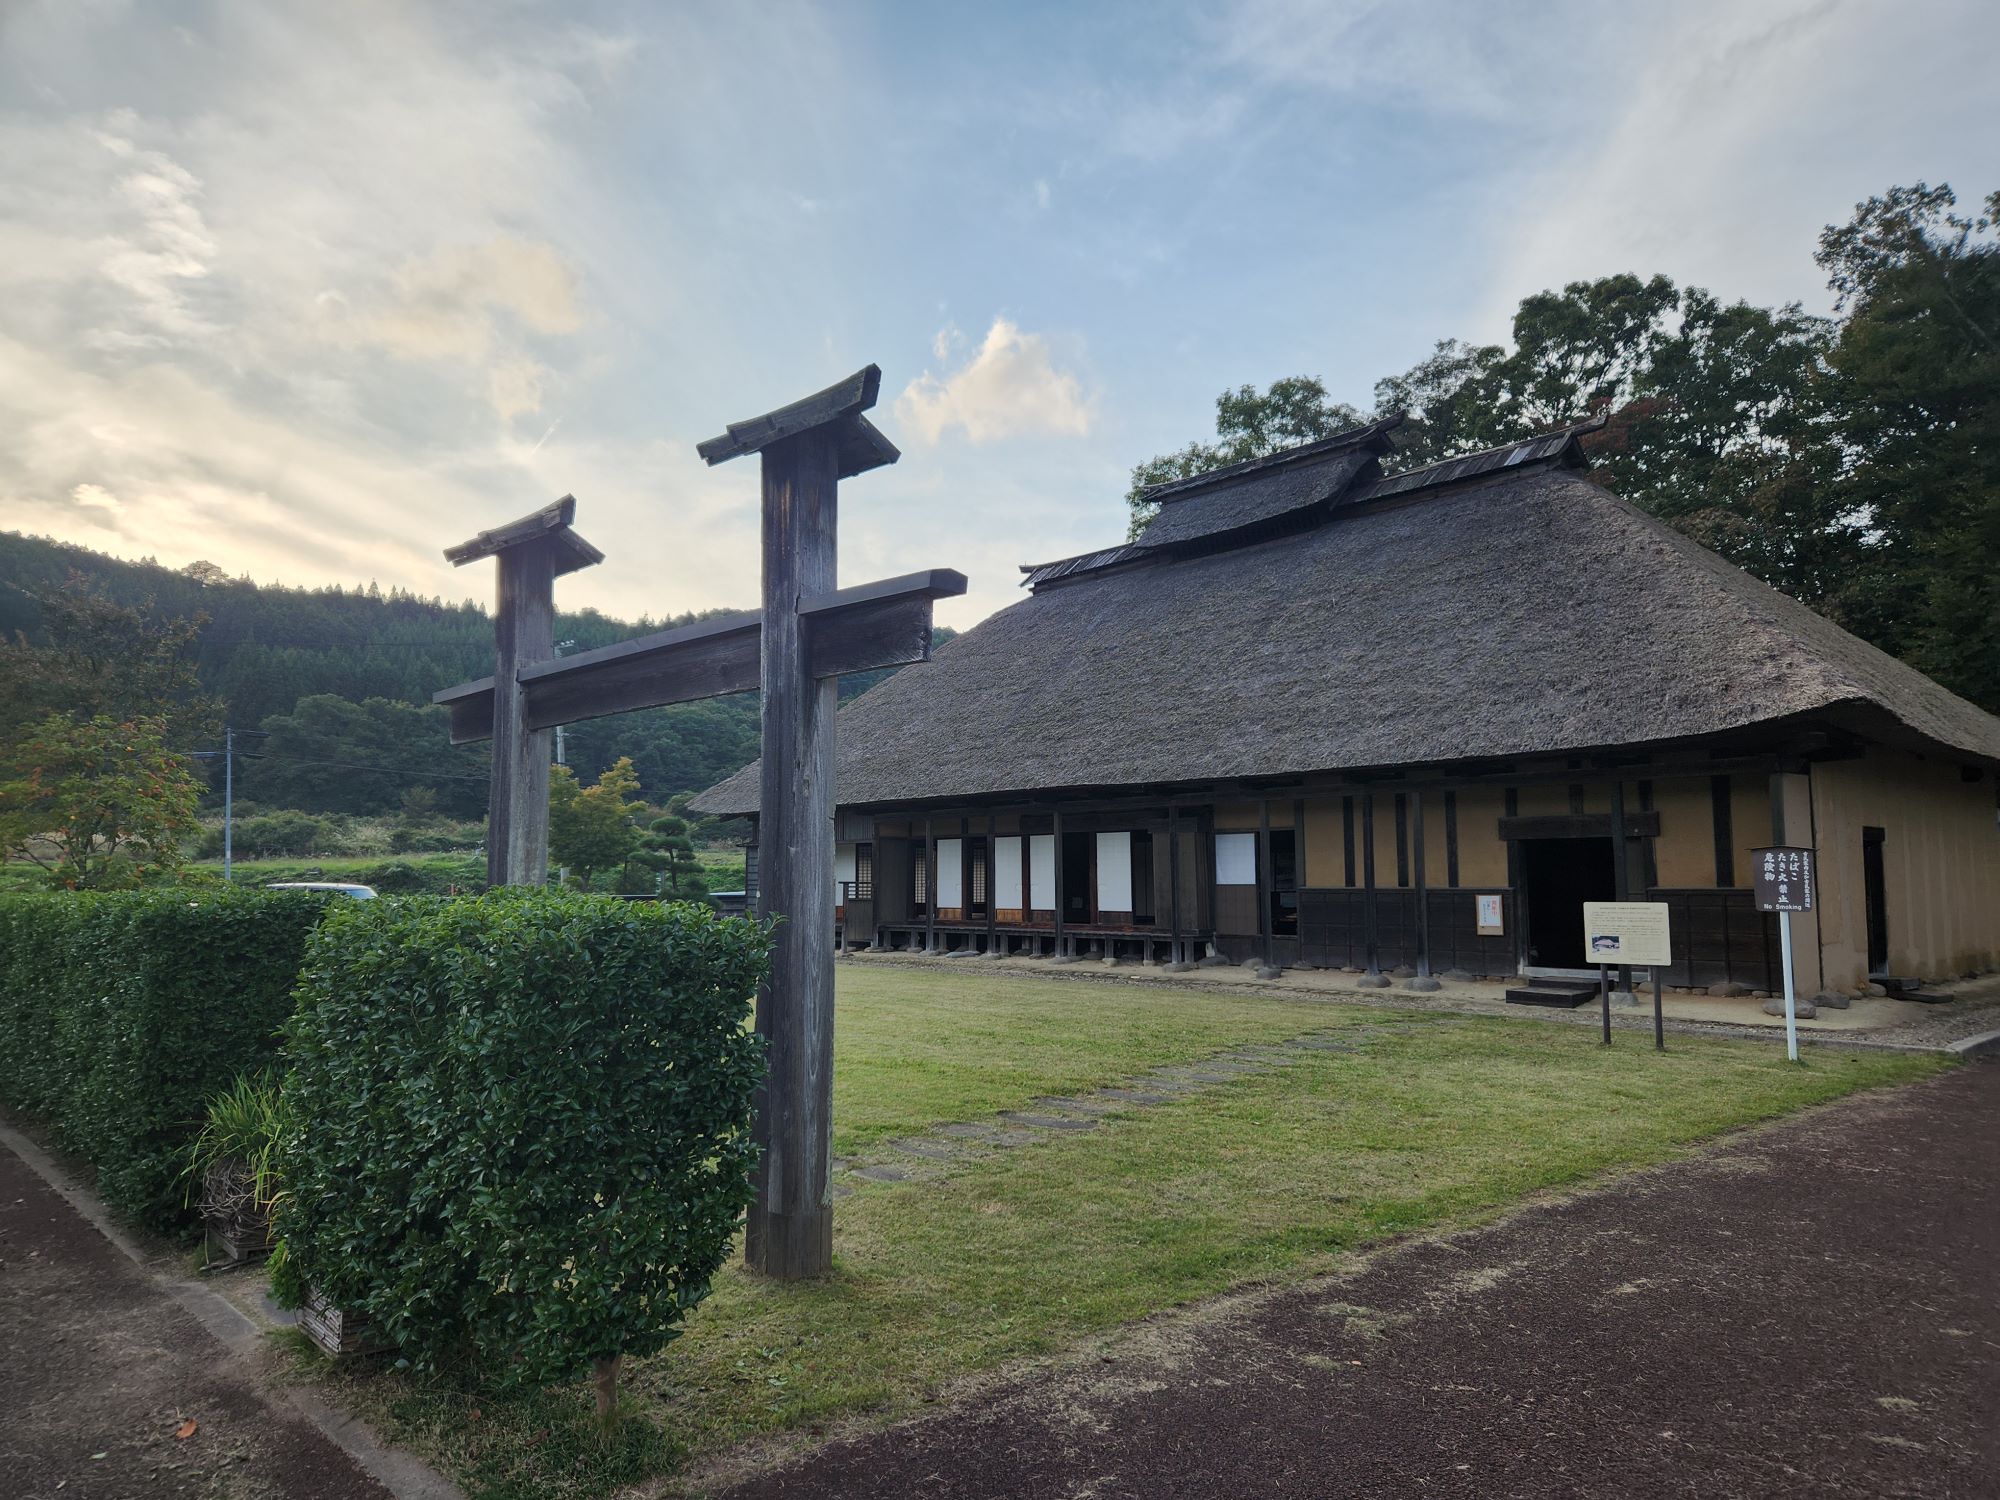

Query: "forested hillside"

xmin=0 ymin=533 xmax=929 ymax=815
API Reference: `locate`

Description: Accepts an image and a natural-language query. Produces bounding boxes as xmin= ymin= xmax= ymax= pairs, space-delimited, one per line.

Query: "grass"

xmin=287 ymin=963 xmax=1948 ymax=1499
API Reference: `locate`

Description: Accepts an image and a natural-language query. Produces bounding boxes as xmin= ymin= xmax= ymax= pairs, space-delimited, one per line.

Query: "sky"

xmin=1 ymin=0 xmax=1994 ymax=632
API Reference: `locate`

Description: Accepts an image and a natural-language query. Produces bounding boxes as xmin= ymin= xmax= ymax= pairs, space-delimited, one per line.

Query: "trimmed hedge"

xmin=279 ymin=889 xmax=768 ymax=1390
xmin=0 ymin=888 xmax=329 ymax=1230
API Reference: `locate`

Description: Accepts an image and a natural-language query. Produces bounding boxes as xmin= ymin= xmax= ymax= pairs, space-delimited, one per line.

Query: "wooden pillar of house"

xmin=1168 ymin=803 xmax=1184 ymax=965
xmin=985 ymin=811 xmax=998 ymax=955
xmin=1256 ymin=798 xmax=1274 ymax=970
xmin=1411 ymin=789 xmax=1435 ymax=986
xmin=1051 ymin=806 xmax=1066 ymax=959
xmin=924 ymin=815 xmax=938 ymax=955
xmin=1361 ymin=792 xmax=1384 ymax=983
xmin=1292 ymin=796 xmax=1308 ymax=968
xmin=1203 ymin=806 xmax=1221 ymax=961
xmin=1610 ymin=781 xmax=1633 ymax=999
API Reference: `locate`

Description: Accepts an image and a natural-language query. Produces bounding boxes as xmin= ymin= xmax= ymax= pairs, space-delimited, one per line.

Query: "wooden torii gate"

xmin=436 ymin=366 xmax=965 ymax=1278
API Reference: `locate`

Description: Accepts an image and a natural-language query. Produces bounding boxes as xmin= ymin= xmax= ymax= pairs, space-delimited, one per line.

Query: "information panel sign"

xmin=1475 ymin=892 xmax=1505 ymax=936
xmin=1750 ymin=846 xmax=1815 ymax=912
xmin=1580 ymin=901 xmax=1673 ymax=968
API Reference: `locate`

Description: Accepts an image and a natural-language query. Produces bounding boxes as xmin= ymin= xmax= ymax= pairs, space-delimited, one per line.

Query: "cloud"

xmin=1212 ymin=0 xmax=1597 ymax=118
xmin=896 ymin=318 xmax=1093 ymax=445
xmin=340 ymin=236 xmax=581 ymax=362
xmin=1468 ymin=0 xmax=1998 ymax=326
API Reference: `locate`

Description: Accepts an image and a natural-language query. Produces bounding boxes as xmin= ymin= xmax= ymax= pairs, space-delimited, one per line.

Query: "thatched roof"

xmin=693 ymin=430 xmax=2000 ymax=815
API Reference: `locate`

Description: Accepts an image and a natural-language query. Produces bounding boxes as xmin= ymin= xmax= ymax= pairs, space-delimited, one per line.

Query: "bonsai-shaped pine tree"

xmin=617 ymin=814 xmax=710 ymax=903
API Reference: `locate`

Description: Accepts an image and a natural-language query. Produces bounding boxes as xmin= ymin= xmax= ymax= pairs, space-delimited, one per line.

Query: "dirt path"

xmin=0 ymin=1140 xmax=396 ymax=1500
xmin=717 ymin=1061 xmax=2000 ymax=1499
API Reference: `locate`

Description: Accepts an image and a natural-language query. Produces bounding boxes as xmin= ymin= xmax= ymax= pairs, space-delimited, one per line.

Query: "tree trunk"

xmin=593 ymin=1354 xmax=621 ymax=1435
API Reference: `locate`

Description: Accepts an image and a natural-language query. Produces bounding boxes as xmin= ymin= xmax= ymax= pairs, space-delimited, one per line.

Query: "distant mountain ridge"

xmin=0 ymin=530 xmax=878 ymax=809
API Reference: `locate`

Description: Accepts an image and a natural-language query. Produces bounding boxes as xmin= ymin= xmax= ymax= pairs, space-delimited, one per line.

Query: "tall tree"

xmin=0 ymin=714 xmax=202 ymax=888
xmin=0 ymin=575 xmax=220 ymax=747
xmin=1813 ymin=184 xmax=2000 ymax=710
xmin=548 ymin=756 xmax=644 ymax=890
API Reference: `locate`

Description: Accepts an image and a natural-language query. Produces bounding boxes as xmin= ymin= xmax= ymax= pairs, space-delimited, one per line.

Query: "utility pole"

xmin=552 ymin=639 xmax=577 ymax=768
xmin=223 ymin=725 xmax=234 ymax=883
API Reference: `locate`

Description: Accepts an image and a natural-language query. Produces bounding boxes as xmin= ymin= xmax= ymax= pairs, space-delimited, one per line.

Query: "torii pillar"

xmin=443 ymin=497 xmax=604 ymax=887
xmin=697 ymin=365 xmax=902 ymax=1279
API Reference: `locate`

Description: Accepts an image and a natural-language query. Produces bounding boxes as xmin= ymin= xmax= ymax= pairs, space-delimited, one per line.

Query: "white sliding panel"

xmin=936 ymin=838 xmax=964 ymax=907
xmin=1096 ymin=832 xmax=1133 ymax=911
xmin=834 ymin=843 xmax=856 ymax=890
xmin=1028 ymin=834 xmax=1056 ymax=909
xmin=994 ymin=836 xmax=1024 ymax=908
xmin=1215 ymin=831 xmax=1258 ymax=886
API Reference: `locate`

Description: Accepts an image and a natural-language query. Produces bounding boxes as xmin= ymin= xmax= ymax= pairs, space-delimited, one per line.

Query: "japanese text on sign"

xmin=1750 ymin=846 xmax=1815 ymax=913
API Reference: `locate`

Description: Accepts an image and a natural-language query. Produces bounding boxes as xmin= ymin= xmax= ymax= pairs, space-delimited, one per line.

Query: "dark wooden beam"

xmin=1412 ymin=789 xmax=1431 ymax=979
xmin=1361 ymin=792 xmax=1381 ymax=977
xmin=802 ymin=569 xmax=966 ymax=678
xmin=1498 ymin=812 xmax=1660 ymax=842
xmin=1256 ymin=798 xmax=1273 ymax=969
xmin=433 ymin=572 xmax=965 ymax=744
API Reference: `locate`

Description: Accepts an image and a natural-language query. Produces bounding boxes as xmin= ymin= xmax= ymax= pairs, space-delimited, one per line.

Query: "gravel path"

xmin=0 ymin=1137 xmax=405 ymax=1500
xmin=717 ymin=1060 xmax=2000 ymax=1499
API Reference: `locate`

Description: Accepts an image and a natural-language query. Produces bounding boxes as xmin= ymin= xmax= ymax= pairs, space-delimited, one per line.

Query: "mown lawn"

xmin=295 ymin=963 xmax=1947 ymax=1499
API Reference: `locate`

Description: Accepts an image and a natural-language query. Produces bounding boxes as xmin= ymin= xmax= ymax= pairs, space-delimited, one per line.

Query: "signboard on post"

xmin=1580 ymin=901 xmax=1672 ymax=968
xmin=1750 ymin=846 xmax=1815 ymax=1063
xmin=1583 ymin=901 xmax=1672 ymax=1051
xmin=1751 ymin=846 xmax=1815 ymax=912
xmin=1475 ymin=893 xmax=1505 ymax=936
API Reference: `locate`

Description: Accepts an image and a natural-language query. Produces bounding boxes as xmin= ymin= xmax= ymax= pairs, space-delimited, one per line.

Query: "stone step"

xmin=1505 ymin=983 xmax=1598 ymax=1009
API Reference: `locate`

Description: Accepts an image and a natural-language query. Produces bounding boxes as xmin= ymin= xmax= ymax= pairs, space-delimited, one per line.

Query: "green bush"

xmin=0 ymin=888 xmax=328 ymax=1230
xmin=279 ymin=890 xmax=768 ymax=1403
xmin=235 ymin=810 xmax=344 ymax=858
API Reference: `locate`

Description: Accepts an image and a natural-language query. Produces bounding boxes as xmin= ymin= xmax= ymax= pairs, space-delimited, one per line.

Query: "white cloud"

xmin=896 ymin=318 xmax=1093 ymax=445
xmin=1470 ymin=0 xmax=2000 ymax=326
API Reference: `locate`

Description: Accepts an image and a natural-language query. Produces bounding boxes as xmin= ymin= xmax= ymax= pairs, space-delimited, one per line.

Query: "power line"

xmin=235 ymin=750 xmax=492 ymax=784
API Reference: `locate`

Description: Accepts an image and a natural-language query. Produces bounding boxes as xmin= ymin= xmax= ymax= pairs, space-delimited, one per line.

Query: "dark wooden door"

xmin=1863 ymin=826 xmax=1888 ymax=976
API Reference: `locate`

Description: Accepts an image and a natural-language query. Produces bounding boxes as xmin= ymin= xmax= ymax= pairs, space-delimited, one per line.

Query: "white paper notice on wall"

xmin=1029 ymin=834 xmax=1055 ymax=909
xmin=937 ymin=838 xmax=964 ymax=907
xmin=994 ymin=836 xmax=1023 ymax=908
xmin=1096 ymin=832 xmax=1133 ymax=911
xmin=1215 ymin=831 xmax=1257 ymax=886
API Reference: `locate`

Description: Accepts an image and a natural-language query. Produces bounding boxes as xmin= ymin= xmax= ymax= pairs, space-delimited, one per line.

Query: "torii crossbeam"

xmin=436 ymin=365 xmax=965 ymax=1279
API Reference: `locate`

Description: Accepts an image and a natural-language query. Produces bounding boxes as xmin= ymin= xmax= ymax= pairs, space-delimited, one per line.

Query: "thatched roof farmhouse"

xmin=695 ymin=418 xmax=2000 ymax=999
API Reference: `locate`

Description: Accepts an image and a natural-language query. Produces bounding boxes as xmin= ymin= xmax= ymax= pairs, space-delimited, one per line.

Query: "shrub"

xmin=0 ymin=888 xmax=328 ymax=1230
xmin=235 ymin=810 xmax=343 ymax=858
xmin=356 ymin=860 xmax=427 ymax=894
xmin=278 ymin=890 xmax=768 ymax=1420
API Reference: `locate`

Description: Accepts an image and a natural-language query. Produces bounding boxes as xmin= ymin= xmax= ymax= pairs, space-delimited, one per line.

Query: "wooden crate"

xmin=203 ymin=1209 xmax=275 ymax=1268
xmin=299 ymin=1289 xmax=394 ymax=1360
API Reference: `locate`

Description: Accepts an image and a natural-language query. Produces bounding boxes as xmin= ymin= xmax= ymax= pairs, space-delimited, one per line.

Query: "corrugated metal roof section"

xmin=1359 ymin=426 xmax=1588 ymax=501
xmin=1135 ymin=412 xmax=1405 ymax=505
xmin=1019 ymin=544 xmax=1146 ymax=590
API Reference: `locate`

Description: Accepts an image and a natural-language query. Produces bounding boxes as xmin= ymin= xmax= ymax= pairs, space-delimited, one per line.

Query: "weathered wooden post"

xmin=750 ymin=425 xmax=838 ymax=1275
xmin=696 ymin=366 xmax=905 ymax=1279
xmin=444 ymin=497 xmax=603 ymax=886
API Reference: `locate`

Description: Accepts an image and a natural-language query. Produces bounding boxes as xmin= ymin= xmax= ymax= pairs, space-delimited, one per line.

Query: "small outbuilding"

xmin=693 ymin=417 xmax=2000 ymax=998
